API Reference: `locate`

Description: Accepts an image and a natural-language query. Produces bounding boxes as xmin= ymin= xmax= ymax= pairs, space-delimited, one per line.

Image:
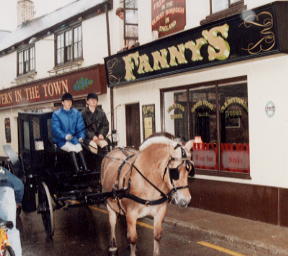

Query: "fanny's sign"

xmin=105 ymin=2 xmax=288 ymax=87
xmin=0 ymin=65 xmax=106 ymax=109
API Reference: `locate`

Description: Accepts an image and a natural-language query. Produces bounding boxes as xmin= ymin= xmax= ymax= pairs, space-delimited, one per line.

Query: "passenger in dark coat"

xmin=82 ymin=93 xmax=109 ymax=143
xmin=82 ymin=93 xmax=109 ymax=167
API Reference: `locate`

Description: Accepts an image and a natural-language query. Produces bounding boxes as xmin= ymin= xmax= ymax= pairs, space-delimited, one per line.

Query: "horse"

xmin=101 ymin=135 xmax=195 ymax=256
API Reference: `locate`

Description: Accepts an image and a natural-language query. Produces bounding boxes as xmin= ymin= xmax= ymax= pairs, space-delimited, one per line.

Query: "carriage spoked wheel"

xmin=38 ymin=182 xmax=55 ymax=239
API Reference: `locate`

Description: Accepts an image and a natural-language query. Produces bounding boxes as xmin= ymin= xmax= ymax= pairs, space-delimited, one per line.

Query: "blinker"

xmin=169 ymin=168 xmax=179 ymax=180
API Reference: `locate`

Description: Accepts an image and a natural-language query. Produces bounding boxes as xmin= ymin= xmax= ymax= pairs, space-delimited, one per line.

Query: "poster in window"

xmin=142 ymin=104 xmax=156 ymax=140
xmin=152 ymin=0 xmax=186 ymax=38
xmin=5 ymin=118 xmax=11 ymax=143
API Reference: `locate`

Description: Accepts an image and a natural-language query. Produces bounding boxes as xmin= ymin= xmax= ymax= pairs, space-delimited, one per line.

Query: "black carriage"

xmin=4 ymin=112 xmax=110 ymax=239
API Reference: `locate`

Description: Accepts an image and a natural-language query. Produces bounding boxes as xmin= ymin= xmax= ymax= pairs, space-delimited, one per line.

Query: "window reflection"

xmin=162 ymin=79 xmax=249 ymax=175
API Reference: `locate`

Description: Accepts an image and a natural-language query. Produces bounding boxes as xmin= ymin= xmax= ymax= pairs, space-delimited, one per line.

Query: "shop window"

xmin=161 ymin=76 xmax=250 ymax=178
xmin=201 ymin=0 xmax=246 ymax=25
xmin=124 ymin=0 xmax=139 ymax=49
xmin=17 ymin=45 xmax=35 ymax=76
xmin=4 ymin=118 xmax=11 ymax=143
xmin=55 ymin=25 xmax=82 ymax=66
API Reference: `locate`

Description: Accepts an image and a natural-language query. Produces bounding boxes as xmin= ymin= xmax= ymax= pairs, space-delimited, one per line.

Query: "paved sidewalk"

xmin=165 ymin=205 xmax=288 ymax=256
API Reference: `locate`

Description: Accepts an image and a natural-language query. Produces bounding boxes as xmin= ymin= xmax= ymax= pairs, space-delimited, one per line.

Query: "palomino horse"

xmin=101 ymin=135 xmax=194 ymax=256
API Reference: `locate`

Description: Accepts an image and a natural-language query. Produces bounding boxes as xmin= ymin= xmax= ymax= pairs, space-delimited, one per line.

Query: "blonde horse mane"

xmin=139 ymin=136 xmax=177 ymax=151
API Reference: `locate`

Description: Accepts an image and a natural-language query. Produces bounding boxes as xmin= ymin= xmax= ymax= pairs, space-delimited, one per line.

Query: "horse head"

xmin=139 ymin=136 xmax=194 ymax=208
xmin=165 ymin=140 xmax=194 ymax=208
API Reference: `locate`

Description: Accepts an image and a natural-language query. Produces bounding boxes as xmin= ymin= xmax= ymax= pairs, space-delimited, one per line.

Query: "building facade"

xmin=105 ymin=0 xmax=288 ymax=226
xmin=1 ymin=0 xmax=288 ymax=226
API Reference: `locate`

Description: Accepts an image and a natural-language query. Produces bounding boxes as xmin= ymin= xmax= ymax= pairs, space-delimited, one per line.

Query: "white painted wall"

xmin=0 ymin=52 xmax=17 ymax=90
xmin=34 ymin=34 xmax=55 ymax=79
xmin=82 ymin=15 xmax=109 ymax=65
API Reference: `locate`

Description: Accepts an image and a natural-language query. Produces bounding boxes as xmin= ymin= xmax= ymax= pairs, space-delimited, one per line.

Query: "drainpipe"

xmin=105 ymin=0 xmax=114 ymax=132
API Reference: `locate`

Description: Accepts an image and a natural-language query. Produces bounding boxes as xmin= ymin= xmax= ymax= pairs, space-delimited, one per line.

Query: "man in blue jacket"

xmin=52 ymin=92 xmax=88 ymax=173
xmin=0 ymin=166 xmax=24 ymax=256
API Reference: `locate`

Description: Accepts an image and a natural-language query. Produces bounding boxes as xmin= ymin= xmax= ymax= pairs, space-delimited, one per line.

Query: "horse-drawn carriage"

xmin=4 ymin=111 xmax=109 ymax=239
xmin=4 ymin=111 xmax=195 ymax=256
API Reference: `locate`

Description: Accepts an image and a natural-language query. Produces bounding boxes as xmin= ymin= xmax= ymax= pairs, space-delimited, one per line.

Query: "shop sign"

xmin=152 ymin=0 xmax=186 ymax=38
xmin=220 ymin=97 xmax=248 ymax=112
xmin=191 ymin=100 xmax=214 ymax=113
xmin=0 ymin=65 xmax=106 ymax=109
xmin=167 ymin=103 xmax=184 ymax=119
xmin=142 ymin=104 xmax=156 ymax=140
xmin=105 ymin=2 xmax=288 ymax=87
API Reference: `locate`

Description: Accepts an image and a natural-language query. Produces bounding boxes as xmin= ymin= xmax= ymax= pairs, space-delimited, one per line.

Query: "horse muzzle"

xmin=171 ymin=193 xmax=191 ymax=208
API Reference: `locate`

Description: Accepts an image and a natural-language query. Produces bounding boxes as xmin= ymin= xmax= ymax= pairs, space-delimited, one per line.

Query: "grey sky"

xmin=0 ymin=0 xmax=75 ymax=31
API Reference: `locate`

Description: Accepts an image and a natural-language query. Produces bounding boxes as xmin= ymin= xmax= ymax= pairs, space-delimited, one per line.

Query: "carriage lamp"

xmin=111 ymin=129 xmax=118 ymax=147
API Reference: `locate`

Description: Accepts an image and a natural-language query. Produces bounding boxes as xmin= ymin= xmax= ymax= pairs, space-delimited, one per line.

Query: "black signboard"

xmin=105 ymin=2 xmax=288 ymax=87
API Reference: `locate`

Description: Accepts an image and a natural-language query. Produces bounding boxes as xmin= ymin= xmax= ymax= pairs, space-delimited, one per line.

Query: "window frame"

xmin=54 ymin=23 xmax=83 ymax=67
xmin=123 ymin=0 xmax=139 ymax=48
xmin=201 ymin=0 xmax=246 ymax=25
xmin=17 ymin=45 xmax=35 ymax=76
xmin=160 ymin=75 xmax=250 ymax=180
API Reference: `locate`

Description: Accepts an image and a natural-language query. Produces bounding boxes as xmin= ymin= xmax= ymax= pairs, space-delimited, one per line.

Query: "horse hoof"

xmin=108 ymin=247 xmax=118 ymax=256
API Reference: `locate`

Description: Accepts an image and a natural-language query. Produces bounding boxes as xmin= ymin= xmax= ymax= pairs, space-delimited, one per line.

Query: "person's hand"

xmin=99 ymin=134 xmax=104 ymax=140
xmin=93 ymin=136 xmax=98 ymax=142
xmin=78 ymin=138 xmax=84 ymax=143
xmin=65 ymin=134 xmax=73 ymax=141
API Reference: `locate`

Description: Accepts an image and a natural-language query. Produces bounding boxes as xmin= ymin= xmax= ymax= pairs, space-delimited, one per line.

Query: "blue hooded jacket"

xmin=51 ymin=108 xmax=86 ymax=148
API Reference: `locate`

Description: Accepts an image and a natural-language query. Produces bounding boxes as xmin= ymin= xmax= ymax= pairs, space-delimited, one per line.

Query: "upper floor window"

xmin=17 ymin=45 xmax=35 ymax=76
xmin=124 ymin=0 xmax=138 ymax=48
xmin=201 ymin=0 xmax=245 ymax=25
xmin=211 ymin=0 xmax=240 ymax=13
xmin=55 ymin=25 xmax=82 ymax=66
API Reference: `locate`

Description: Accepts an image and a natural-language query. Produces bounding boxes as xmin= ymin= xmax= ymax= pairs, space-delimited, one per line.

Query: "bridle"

xmin=163 ymin=144 xmax=195 ymax=195
xmin=105 ymin=144 xmax=195 ymax=206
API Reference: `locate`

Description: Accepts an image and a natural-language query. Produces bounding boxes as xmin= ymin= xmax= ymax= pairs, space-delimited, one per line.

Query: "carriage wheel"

xmin=38 ymin=182 xmax=54 ymax=239
xmin=3 ymin=245 xmax=16 ymax=256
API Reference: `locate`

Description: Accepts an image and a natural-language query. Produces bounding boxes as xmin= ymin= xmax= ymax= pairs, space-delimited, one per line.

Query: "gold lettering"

xmin=185 ymin=38 xmax=207 ymax=61
xmin=0 ymin=92 xmax=13 ymax=105
xmin=42 ymin=83 xmax=48 ymax=97
xmin=14 ymin=90 xmax=22 ymax=103
xmin=52 ymin=81 xmax=62 ymax=96
xmin=24 ymin=86 xmax=40 ymax=100
xmin=137 ymin=54 xmax=153 ymax=74
xmin=61 ymin=80 xmax=68 ymax=93
xmin=123 ymin=52 xmax=139 ymax=81
xmin=151 ymin=49 xmax=169 ymax=70
xmin=202 ymin=24 xmax=230 ymax=61
xmin=168 ymin=44 xmax=187 ymax=66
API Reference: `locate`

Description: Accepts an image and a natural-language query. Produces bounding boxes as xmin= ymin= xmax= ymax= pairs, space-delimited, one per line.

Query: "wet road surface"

xmin=19 ymin=205 xmax=269 ymax=256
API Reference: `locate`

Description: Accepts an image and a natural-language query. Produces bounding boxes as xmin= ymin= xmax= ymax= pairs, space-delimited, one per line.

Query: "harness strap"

xmin=101 ymin=185 xmax=189 ymax=206
xmin=131 ymin=163 xmax=168 ymax=199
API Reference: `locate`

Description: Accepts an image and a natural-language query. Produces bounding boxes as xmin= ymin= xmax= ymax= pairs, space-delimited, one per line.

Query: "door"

xmin=125 ymin=103 xmax=141 ymax=148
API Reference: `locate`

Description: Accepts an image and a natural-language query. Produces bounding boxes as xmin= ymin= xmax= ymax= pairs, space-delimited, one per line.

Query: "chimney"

xmin=17 ymin=0 xmax=35 ymax=26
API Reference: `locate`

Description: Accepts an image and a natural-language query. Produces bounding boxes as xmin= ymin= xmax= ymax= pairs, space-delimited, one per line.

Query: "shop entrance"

xmin=125 ymin=103 xmax=141 ymax=148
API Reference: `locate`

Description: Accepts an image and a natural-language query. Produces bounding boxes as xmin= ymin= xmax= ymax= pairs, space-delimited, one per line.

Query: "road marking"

xmin=89 ymin=206 xmax=154 ymax=230
xmin=197 ymin=241 xmax=247 ymax=256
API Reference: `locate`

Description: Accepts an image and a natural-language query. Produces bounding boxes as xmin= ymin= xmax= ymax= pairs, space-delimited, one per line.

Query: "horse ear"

xmin=184 ymin=140 xmax=194 ymax=152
